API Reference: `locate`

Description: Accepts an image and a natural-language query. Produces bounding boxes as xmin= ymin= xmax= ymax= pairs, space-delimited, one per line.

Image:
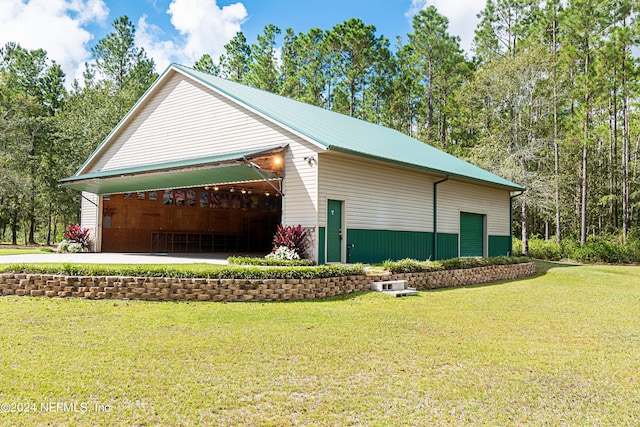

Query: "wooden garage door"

xmin=460 ymin=212 xmax=484 ymax=257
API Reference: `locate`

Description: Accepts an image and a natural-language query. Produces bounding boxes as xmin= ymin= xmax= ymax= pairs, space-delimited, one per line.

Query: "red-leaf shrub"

xmin=272 ymin=224 xmax=310 ymax=259
xmin=63 ymin=224 xmax=91 ymax=250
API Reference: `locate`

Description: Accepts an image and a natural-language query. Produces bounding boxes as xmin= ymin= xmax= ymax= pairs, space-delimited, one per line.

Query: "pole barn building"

xmin=62 ymin=64 xmax=524 ymax=264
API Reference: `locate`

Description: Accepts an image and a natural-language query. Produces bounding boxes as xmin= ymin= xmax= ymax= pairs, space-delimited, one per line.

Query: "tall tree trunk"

xmin=349 ymin=80 xmax=356 ymax=117
xmin=622 ymin=68 xmax=630 ymax=243
xmin=580 ymin=45 xmax=590 ymax=247
xmin=427 ymin=56 xmax=434 ymax=141
xmin=11 ymin=210 xmax=18 ymax=245
xmin=581 ymin=142 xmax=588 ymax=246
xmin=46 ymin=201 xmax=53 ymax=246
xmin=521 ymin=200 xmax=529 ymax=256
xmin=545 ymin=218 xmax=549 ymax=241
xmin=552 ymin=13 xmax=561 ymax=242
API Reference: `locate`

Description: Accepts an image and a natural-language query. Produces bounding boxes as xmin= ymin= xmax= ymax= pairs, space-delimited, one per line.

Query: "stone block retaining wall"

xmin=0 ymin=262 xmax=536 ymax=302
xmin=371 ymin=262 xmax=538 ymax=290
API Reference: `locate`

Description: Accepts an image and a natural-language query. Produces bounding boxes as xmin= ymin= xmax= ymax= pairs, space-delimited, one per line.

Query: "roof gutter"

xmin=433 ymin=175 xmax=450 ymax=260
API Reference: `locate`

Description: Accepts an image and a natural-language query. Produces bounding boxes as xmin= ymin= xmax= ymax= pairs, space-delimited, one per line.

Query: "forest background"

xmin=1 ymin=0 xmax=639 ymax=258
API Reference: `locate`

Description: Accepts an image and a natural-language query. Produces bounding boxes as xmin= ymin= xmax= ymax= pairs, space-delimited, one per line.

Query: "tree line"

xmin=1 ymin=1 xmax=639 ymax=255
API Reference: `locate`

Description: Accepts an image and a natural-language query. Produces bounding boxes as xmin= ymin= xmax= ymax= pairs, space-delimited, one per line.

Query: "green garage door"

xmin=460 ymin=212 xmax=484 ymax=257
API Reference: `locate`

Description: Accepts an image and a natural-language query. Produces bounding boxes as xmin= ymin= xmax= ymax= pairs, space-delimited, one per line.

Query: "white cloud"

xmin=405 ymin=0 xmax=484 ymax=56
xmin=0 ymin=0 xmax=109 ymax=85
xmin=135 ymin=0 xmax=247 ymax=72
xmin=169 ymin=0 xmax=247 ymax=64
xmin=136 ymin=15 xmax=178 ymax=72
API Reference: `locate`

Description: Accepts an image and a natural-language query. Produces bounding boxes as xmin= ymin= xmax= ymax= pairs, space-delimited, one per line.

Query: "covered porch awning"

xmin=60 ymin=146 xmax=284 ymax=195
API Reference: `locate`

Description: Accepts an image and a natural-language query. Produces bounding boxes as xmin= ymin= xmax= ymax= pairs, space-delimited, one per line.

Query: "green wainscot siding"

xmin=346 ymin=229 xmax=433 ymax=264
xmin=318 ymin=227 xmax=326 ymax=265
xmin=436 ymin=233 xmax=459 ymax=260
xmin=488 ymin=235 xmax=511 ymax=257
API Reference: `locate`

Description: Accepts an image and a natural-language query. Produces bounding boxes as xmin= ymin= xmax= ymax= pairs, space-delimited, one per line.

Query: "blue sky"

xmin=0 ymin=0 xmax=483 ymax=85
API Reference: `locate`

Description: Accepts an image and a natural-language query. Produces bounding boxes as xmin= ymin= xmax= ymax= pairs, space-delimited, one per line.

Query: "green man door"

xmin=460 ymin=212 xmax=484 ymax=257
xmin=327 ymin=200 xmax=343 ymax=262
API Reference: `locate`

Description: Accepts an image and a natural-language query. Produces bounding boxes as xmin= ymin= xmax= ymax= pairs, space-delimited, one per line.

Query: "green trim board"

xmin=489 ymin=236 xmax=511 ymax=257
xmin=317 ymin=227 xmax=326 ymax=265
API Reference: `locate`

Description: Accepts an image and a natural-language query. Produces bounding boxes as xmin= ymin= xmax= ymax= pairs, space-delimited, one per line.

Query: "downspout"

xmin=433 ymin=175 xmax=450 ymax=260
xmin=509 ymin=190 xmax=525 ymax=255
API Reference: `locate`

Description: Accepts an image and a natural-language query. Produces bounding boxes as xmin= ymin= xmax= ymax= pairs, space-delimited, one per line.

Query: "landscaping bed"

xmin=0 ymin=257 xmax=535 ymax=302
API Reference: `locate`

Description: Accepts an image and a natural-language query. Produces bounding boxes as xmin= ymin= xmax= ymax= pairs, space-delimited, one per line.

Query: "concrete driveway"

xmin=0 ymin=252 xmax=261 ymax=265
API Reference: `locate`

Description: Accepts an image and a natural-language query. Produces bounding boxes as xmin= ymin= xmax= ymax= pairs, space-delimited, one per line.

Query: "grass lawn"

xmin=0 ymin=247 xmax=51 ymax=256
xmin=0 ymin=262 xmax=639 ymax=426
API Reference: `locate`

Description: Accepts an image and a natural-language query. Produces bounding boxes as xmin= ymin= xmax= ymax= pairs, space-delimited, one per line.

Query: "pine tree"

xmin=219 ymin=32 xmax=251 ymax=83
xmin=246 ymin=24 xmax=281 ymax=91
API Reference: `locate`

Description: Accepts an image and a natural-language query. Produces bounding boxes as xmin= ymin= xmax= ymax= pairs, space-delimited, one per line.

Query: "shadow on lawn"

xmin=531 ymin=259 xmax=582 ymax=275
xmin=423 ymin=260 xmax=583 ymax=293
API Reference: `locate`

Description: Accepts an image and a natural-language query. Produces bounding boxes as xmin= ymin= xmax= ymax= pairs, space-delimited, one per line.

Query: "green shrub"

xmin=38 ymin=246 xmax=55 ymax=253
xmin=228 ymin=256 xmax=316 ymax=266
xmin=440 ymin=256 xmax=529 ymax=270
xmin=382 ymin=256 xmax=529 ymax=274
xmin=382 ymin=259 xmax=443 ymax=273
xmin=0 ymin=263 xmax=363 ymax=280
xmin=528 ymin=238 xmax=563 ymax=261
xmin=512 ymin=235 xmax=640 ymax=264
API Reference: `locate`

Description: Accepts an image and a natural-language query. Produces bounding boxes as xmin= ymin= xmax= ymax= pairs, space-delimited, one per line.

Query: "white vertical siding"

xmin=282 ymin=143 xmax=318 ymax=227
xmin=318 ymin=153 xmax=434 ymax=231
xmin=80 ymin=192 xmax=101 ymax=251
xmin=282 ymin=142 xmax=320 ymax=261
xmin=86 ymin=72 xmax=305 ymax=173
xmin=437 ymin=180 xmax=511 ymax=236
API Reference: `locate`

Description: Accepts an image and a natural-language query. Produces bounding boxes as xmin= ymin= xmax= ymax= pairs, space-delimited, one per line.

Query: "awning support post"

xmin=243 ymin=156 xmax=284 ymax=197
xmin=81 ymin=193 xmax=99 ymax=207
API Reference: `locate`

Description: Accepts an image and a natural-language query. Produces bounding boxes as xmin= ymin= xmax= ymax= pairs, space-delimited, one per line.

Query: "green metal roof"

xmin=173 ymin=63 xmax=524 ymax=191
xmin=61 ymin=148 xmax=281 ymax=195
